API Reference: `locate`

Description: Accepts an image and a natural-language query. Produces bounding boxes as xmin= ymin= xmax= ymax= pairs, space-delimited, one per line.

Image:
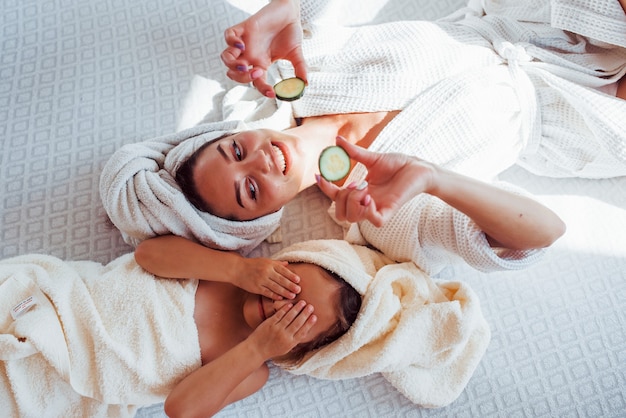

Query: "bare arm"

xmin=427 ymin=167 xmax=566 ymax=249
xmin=318 ymin=137 xmax=566 ymax=251
xmin=165 ymin=302 xmax=316 ymax=418
xmin=221 ymin=0 xmax=306 ymax=97
xmin=134 ymin=235 xmax=300 ymax=300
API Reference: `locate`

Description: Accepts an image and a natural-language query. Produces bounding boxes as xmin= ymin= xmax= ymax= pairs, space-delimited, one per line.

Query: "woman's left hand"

xmin=234 ymin=258 xmax=301 ymax=300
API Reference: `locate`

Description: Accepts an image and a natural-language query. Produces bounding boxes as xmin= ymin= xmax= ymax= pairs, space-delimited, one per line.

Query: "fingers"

xmin=251 ymin=73 xmax=276 ymax=98
xmin=264 ymin=269 xmax=301 ymax=301
xmin=224 ymin=26 xmax=243 ymax=47
xmin=315 ymin=174 xmax=341 ymax=201
xmin=222 ymin=56 xmax=276 ymax=98
xmin=274 ymin=301 xmax=317 ymax=338
xmin=336 ymin=136 xmax=378 ymax=167
xmin=316 ymin=173 xmax=372 ymax=223
xmin=222 ymin=28 xmax=249 ymax=82
xmin=289 ymin=49 xmax=308 ymax=85
xmin=334 ymin=182 xmax=374 ymax=221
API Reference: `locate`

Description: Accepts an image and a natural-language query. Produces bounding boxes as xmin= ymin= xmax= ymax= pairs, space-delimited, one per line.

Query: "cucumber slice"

xmin=318 ymin=145 xmax=351 ymax=182
xmin=273 ymin=77 xmax=306 ymax=101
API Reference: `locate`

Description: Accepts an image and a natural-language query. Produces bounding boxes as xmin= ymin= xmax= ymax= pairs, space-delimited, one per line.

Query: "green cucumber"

xmin=273 ymin=77 xmax=306 ymax=101
xmin=318 ymin=145 xmax=351 ymax=182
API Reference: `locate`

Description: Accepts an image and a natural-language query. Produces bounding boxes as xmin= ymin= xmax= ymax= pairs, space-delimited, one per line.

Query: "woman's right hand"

xmin=317 ymin=136 xmax=435 ymax=227
xmin=251 ymin=301 xmax=317 ymax=359
xmin=221 ymin=0 xmax=307 ymax=98
xmin=234 ymin=257 xmax=302 ymax=300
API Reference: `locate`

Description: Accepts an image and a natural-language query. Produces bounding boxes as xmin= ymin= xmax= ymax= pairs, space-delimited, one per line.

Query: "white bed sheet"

xmin=1 ymin=0 xmax=624 ymax=417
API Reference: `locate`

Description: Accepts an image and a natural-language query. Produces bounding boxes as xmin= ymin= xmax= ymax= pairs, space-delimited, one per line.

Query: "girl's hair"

xmin=275 ymin=269 xmax=362 ymax=368
xmin=175 ymin=133 xmax=232 ymax=215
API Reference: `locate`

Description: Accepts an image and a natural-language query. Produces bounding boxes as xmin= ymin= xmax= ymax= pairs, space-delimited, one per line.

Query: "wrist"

xmin=245 ymin=330 xmax=277 ymax=362
xmin=224 ymin=252 xmax=245 ymax=286
xmin=407 ymin=157 xmax=438 ymax=196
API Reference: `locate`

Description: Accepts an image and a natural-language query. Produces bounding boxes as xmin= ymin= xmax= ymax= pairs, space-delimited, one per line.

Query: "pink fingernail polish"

xmin=363 ymin=195 xmax=371 ymax=206
xmin=250 ymin=68 xmax=263 ymax=79
xmin=347 ymin=181 xmax=357 ymax=189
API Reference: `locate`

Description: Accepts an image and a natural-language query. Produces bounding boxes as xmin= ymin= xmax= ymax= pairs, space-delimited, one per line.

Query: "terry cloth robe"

xmin=0 ymin=254 xmax=200 ymax=418
xmin=273 ymin=239 xmax=491 ymax=408
xmin=289 ymin=0 xmax=626 ymax=179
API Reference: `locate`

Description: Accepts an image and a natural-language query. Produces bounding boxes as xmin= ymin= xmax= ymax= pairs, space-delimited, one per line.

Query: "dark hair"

xmin=275 ymin=270 xmax=362 ymax=368
xmin=175 ymin=133 xmax=232 ymax=215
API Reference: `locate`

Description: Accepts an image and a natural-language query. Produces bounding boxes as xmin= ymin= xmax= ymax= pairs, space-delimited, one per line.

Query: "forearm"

xmin=428 ymin=165 xmax=566 ymax=250
xmin=165 ymin=339 xmax=267 ymax=418
xmin=134 ymin=235 xmax=242 ymax=282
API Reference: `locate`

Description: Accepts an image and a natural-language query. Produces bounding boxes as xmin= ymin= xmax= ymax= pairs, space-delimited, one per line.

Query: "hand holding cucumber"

xmin=221 ymin=0 xmax=308 ymax=98
xmin=316 ymin=136 xmax=434 ymax=227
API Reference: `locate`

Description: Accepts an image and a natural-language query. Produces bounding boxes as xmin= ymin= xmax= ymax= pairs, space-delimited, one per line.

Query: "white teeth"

xmin=272 ymin=145 xmax=286 ymax=173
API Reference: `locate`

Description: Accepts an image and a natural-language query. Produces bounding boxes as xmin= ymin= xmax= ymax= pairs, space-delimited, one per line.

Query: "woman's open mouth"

xmin=271 ymin=143 xmax=289 ymax=174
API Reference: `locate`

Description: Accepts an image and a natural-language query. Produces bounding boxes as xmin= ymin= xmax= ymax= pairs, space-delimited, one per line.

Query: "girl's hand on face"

xmin=221 ymin=0 xmax=307 ymax=98
xmin=317 ymin=136 xmax=436 ymax=227
xmin=251 ymin=301 xmax=317 ymax=359
xmin=235 ymin=258 xmax=301 ymax=300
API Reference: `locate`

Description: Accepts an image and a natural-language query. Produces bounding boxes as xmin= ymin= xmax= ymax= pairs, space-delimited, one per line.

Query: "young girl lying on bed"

xmin=1 ymin=235 xmax=487 ymax=417
xmin=101 ymin=0 xmax=625 ymax=261
xmin=4 ymin=149 xmax=564 ymax=417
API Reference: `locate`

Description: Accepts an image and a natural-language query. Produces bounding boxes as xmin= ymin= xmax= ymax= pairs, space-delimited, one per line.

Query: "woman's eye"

xmin=233 ymin=140 xmax=242 ymax=161
xmin=247 ymin=179 xmax=257 ymax=201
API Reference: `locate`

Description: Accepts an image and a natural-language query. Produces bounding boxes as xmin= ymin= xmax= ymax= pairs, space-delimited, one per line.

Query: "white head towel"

xmin=100 ymin=70 xmax=298 ymax=255
xmin=273 ymin=239 xmax=491 ymax=408
xmin=99 ymin=120 xmax=283 ymax=255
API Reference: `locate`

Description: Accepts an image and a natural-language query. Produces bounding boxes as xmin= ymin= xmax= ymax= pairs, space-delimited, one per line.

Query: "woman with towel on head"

xmin=102 ymin=0 xmax=625 ymax=230
xmin=1 ymin=147 xmax=565 ymax=416
xmin=0 ymin=231 xmax=357 ymax=416
xmin=101 ymin=0 xmax=621 ymax=286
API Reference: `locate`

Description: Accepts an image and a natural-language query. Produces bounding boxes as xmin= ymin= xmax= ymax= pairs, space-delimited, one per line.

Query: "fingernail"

xmin=346 ymin=181 xmax=357 ymax=189
xmin=236 ymin=65 xmax=248 ymax=72
xmin=250 ymin=68 xmax=263 ymax=79
xmin=356 ymin=180 xmax=368 ymax=191
xmin=336 ymin=135 xmax=345 ymax=141
xmin=362 ymin=195 xmax=371 ymax=206
xmin=234 ymin=42 xmax=245 ymax=50
xmin=315 ymin=174 xmax=321 ymax=184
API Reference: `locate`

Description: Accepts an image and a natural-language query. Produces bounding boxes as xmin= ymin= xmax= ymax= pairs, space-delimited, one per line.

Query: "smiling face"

xmin=191 ymin=129 xmax=306 ymax=221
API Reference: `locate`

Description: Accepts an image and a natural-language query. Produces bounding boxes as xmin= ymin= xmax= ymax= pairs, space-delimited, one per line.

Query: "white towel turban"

xmin=100 ymin=121 xmax=283 ymax=255
xmin=272 ymin=239 xmax=491 ymax=408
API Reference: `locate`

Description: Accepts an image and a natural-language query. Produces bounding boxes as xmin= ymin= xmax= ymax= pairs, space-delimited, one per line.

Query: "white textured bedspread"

xmin=1 ymin=0 xmax=624 ymax=417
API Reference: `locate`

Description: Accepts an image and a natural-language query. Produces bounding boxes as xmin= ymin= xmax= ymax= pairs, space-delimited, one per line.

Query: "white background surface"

xmin=1 ymin=0 xmax=624 ymax=416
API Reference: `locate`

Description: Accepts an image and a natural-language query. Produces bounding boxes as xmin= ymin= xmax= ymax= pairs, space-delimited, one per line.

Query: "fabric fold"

xmin=273 ymin=239 xmax=490 ymax=408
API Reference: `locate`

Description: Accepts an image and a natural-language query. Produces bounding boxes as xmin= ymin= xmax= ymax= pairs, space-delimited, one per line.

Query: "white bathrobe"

xmin=268 ymin=0 xmax=626 ymax=273
xmin=291 ymin=0 xmax=626 ymax=180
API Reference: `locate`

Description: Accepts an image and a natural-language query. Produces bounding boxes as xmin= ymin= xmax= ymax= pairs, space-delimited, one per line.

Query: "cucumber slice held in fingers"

xmin=273 ymin=77 xmax=306 ymax=101
xmin=318 ymin=145 xmax=351 ymax=182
